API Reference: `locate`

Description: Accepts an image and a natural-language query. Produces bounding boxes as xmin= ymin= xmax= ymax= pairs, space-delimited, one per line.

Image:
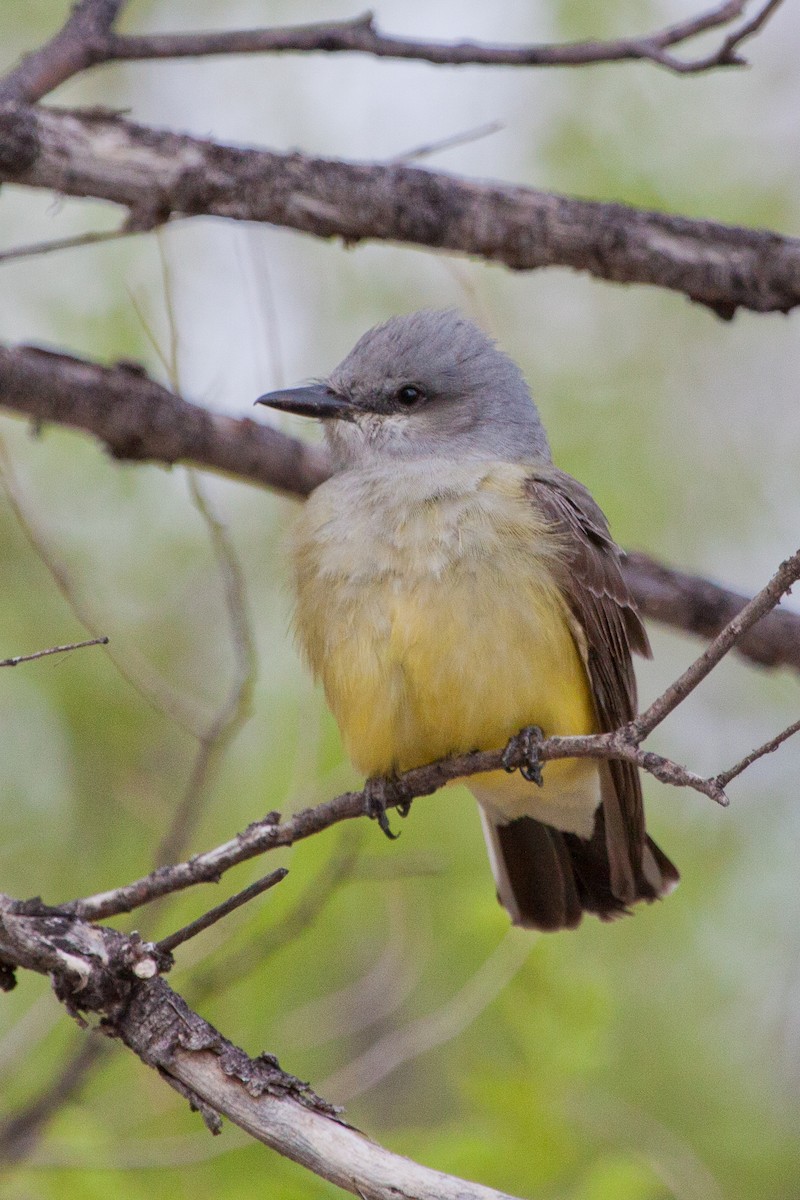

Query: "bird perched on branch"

xmin=257 ymin=310 xmax=677 ymax=931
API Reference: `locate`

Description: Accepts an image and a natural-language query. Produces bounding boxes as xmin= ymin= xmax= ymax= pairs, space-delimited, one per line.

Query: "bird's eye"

xmin=396 ymin=385 xmax=424 ymax=407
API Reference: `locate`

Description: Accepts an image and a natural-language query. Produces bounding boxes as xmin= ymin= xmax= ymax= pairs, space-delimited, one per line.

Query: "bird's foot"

xmin=363 ymin=775 xmax=408 ymax=840
xmin=502 ymin=725 xmax=545 ymax=787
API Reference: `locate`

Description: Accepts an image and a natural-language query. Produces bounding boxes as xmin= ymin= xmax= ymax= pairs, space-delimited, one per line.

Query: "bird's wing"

xmin=524 ymin=465 xmax=652 ymax=902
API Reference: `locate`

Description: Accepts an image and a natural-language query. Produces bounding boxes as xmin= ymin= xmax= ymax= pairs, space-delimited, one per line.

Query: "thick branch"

xmin=0 ymin=343 xmax=329 ymax=496
xmin=0 ymin=899 xmax=522 ymax=1200
xmin=1 ymin=341 xmax=798 ymax=675
xmin=2 ymin=104 xmax=800 ymax=316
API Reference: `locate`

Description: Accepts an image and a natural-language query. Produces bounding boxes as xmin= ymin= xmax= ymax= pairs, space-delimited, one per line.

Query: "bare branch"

xmin=188 ymin=835 xmax=361 ymax=1006
xmin=0 ymin=636 xmax=108 ymax=668
xmin=0 ymin=1037 xmax=103 ymax=1165
xmin=0 ymin=899 xmax=525 ymax=1200
xmin=623 ymin=551 xmax=800 ymax=673
xmin=8 ymin=2 xmax=785 ymax=89
xmin=1 ymin=342 xmax=798 ymax=674
xmin=62 ymin=539 xmax=800 ymax=922
xmin=0 ymin=343 xmax=330 ymax=496
xmin=0 ymin=223 xmax=153 ymax=265
xmin=715 ymin=716 xmax=800 ymax=787
xmin=633 ymin=548 xmax=800 ymax=740
xmin=156 ymin=868 xmax=288 ymax=956
xmin=2 ymin=104 xmax=800 ymax=317
xmin=64 ymin=728 xmax=728 ymax=926
xmin=0 ymin=1 xmax=127 ymax=104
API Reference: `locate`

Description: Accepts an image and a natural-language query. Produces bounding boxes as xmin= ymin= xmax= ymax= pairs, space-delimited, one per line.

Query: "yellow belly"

xmin=292 ymin=459 xmax=600 ymax=830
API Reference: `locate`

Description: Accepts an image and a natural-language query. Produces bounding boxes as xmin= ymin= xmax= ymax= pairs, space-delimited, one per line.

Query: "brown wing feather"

xmin=524 ymin=466 xmax=677 ymax=907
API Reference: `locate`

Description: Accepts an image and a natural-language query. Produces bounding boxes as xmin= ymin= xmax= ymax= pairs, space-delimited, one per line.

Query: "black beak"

xmin=255 ymin=384 xmax=354 ymax=421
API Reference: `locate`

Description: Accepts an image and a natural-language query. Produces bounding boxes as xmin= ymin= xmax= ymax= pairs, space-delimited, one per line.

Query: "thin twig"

xmin=156 ymin=868 xmax=288 ymax=955
xmin=0 ymin=0 xmax=784 ymax=113
xmin=0 ymin=636 xmax=108 ymax=668
xmin=632 ymin=548 xmax=800 ymax=740
xmin=66 ymin=534 xmax=800 ymax=925
xmin=0 ymin=225 xmax=141 ymax=266
xmin=0 ymin=438 xmax=209 ymax=736
xmin=63 ymin=723 xmax=735 ymax=924
xmin=0 ymin=1037 xmax=104 ymax=1165
xmin=715 ymin=716 xmax=800 ymax=787
xmin=91 ymin=3 xmax=781 ymax=77
xmin=391 ymin=121 xmax=504 ymax=164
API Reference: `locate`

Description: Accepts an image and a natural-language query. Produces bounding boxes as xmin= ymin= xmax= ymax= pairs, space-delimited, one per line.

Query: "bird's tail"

xmin=479 ymin=808 xmax=679 ymax=932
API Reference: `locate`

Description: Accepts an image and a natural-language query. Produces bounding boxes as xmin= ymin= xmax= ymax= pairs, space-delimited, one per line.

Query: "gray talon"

xmin=503 ymin=726 xmax=545 ymax=787
xmin=364 ymin=776 xmax=400 ymax=840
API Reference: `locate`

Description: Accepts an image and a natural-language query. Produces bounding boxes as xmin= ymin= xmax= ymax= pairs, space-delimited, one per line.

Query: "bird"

xmin=256 ymin=310 xmax=678 ymax=931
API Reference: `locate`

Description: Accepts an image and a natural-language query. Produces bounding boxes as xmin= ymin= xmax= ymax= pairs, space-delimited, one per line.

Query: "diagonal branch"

xmin=0 ymin=636 xmax=108 ymax=667
xmin=715 ymin=715 xmax=800 ymax=787
xmin=2 ymin=104 xmax=800 ymax=317
xmin=1 ymin=341 xmax=798 ymax=675
xmin=632 ymin=548 xmax=800 ymax=739
xmin=59 ymin=540 xmax=800 ymax=925
xmin=0 ymin=897 xmax=524 ymax=1200
xmin=0 ymin=0 xmax=127 ymax=104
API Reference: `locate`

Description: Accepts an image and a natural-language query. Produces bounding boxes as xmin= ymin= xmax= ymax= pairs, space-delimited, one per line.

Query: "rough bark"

xmin=1 ymin=102 xmax=799 ymax=316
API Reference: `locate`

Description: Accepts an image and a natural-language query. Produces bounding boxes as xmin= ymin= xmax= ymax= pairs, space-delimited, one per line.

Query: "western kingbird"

xmin=257 ymin=310 xmax=678 ymax=931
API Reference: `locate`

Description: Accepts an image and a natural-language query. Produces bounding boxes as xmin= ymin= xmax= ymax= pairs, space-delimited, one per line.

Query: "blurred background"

xmin=1 ymin=1 xmax=799 ymax=1197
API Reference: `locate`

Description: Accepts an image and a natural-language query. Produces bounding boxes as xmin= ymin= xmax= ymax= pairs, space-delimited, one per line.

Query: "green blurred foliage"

xmin=2 ymin=2 xmax=800 ymax=1199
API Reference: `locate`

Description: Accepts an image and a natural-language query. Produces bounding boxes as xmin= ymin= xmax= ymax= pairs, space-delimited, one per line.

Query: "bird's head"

xmin=256 ymin=310 xmax=550 ymax=470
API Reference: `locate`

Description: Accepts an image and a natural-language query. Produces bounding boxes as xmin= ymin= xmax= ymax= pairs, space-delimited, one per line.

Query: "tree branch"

xmin=715 ymin=715 xmax=800 ymax=787
xmin=0 ymin=2 xmax=786 ymax=103
xmin=1 ymin=341 xmax=798 ymax=675
xmin=0 ymin=343 xmax=329 ymax=496
xmin=623 ymin=552 xmax=800 ymax=672
xmin=0 ymin=636 xmax=108 ymax=667
xmin=0 ymin=898 xmax=524 ymax=1200
xmin=0 ymin=0 xmax=127 ymax=104
xmin=2 ymin=104 xmax=800 ymax=317
xmin=632 ymin=548 xmax=800 ymax=740
xmin=155 ymin=868 xmax=288 ymax=956
xmin=0 ymin=1037 xmax=104 ymax=1165
xmin=71 ymin=2 xmax=788 ymax=76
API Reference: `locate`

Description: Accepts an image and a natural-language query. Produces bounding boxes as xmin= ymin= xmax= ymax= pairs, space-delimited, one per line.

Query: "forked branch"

xmin=0 ymin=1 xmax=787 ymax=105
xmin=0 ymin=898 xmax=520 ymax=1200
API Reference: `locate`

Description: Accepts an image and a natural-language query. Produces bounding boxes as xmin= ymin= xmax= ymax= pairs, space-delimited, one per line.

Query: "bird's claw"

xmin=502 ymin=725 xmax=545 ymax=787
xmin=363 ymin=776 xmax=405 ymax=840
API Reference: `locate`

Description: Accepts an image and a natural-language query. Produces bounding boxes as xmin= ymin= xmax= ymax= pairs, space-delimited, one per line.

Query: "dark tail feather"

xmin=482 ymin=811 xmax=678 ymax=933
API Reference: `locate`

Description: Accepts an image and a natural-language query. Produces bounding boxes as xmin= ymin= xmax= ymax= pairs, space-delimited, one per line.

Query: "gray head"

xmin=256 ymin=310 xmax=551 ymax=470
